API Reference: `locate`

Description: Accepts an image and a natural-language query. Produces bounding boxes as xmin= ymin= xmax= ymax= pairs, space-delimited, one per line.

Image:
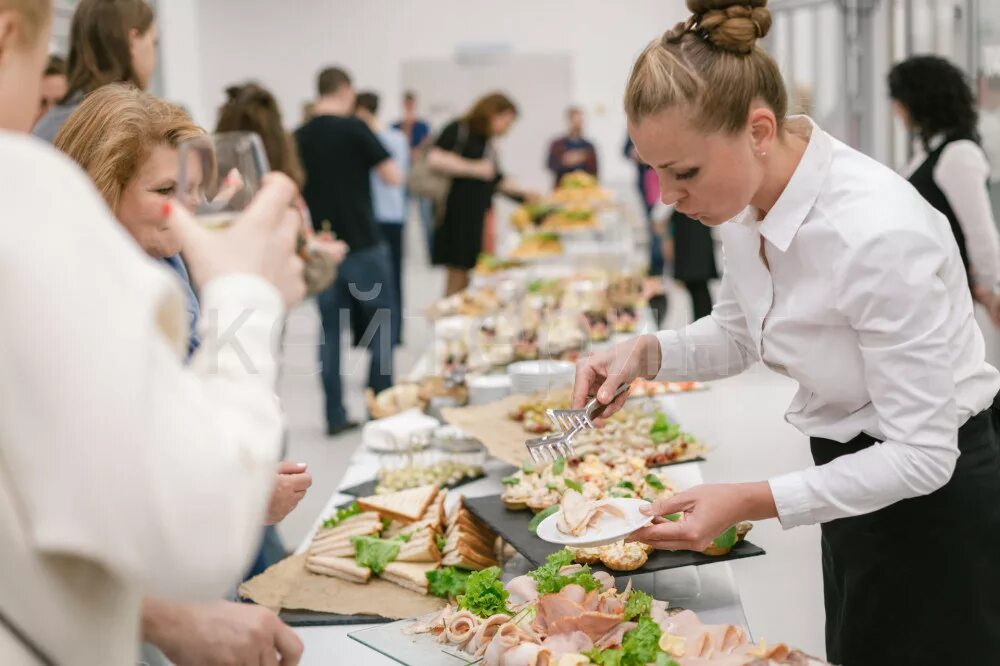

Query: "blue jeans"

xmin=417 ymin=196 xmax=434 ymax=256
xmin=317 ymin=243 xmax=397 ymax=428
xmin=378 ymin=221 xmax=405 ymax=340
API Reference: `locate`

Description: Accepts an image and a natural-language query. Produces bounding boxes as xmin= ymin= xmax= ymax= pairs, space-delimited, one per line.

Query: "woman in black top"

xmin=889 ymin=55 xmax=1000 ymax=326
xmin=668 ymin=210 xmax=718 ymax=320
xmin=428 ymin=92 xmax=533 ymax=295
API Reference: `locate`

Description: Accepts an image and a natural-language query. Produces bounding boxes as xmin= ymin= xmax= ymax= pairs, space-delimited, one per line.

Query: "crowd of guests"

xmin=5 ymin=0 xmax=1000 ymax=664
xmin=7 ymin=2 xmax=544 ymax=660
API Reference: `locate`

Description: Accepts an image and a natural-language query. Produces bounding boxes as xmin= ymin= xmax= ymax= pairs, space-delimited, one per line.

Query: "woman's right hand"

xmin=173 ymin=173 xmax=306 ymax=307
xmin=572 ymin=334 xmax=663 ymax=417
xmin=311 ymin=237 xmax=349 ymax=265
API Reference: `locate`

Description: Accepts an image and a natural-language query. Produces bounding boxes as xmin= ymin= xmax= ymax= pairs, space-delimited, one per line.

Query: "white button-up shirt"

xmin=0 ymin=132 xmax=286 ymax=664
xmin=655 ymin=117 xmax=1000 ymax=529
xmin=900 ymin=135 xmax=1000 ymax=291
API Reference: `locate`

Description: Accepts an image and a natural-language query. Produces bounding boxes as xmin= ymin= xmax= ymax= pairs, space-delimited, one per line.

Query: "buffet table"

xmin=284 ymin=186 xmax=756 ymax=664
xmin=291 ymin=401 xmax=752 ymax=666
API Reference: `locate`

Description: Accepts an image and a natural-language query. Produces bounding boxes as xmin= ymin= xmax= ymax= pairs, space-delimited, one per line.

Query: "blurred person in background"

xmin=55 ymin=83 xmax=308 ymax=666
xmin=296 ymin=66 xmax=402 ymax=436
xmin=33 ymin=0 xmax=156 ymax=142
xmin=301 ymin=100 xmax=315 ymax=124
xmin=394 ymin=89 xmax=430 ymax=158
xmin=890 ymin=55 xmax=1000 ymax=327
xmin=665 ymin=210 xmax=717 ymax=320
xmin=428 ymin=92 xmax=535 ymax=296
xmin=356 ymin=90 xmax=409 ymax=343
xmin=647 ymin=169 xmax=718 ymax=321
xmin=217 ymin=82 xmax=348 ymax=299
xmin=0 ymin=1 xmax=306 ymax=662
xmin=546 ymin=105 xmax=598 ymax=188
xmin=393 ymin=90 xmax=434 ymax=256
xmin=36 ymin=53 xmax=66 ymax=123
xmin=626 ymin=132 xmax=667 ymax=324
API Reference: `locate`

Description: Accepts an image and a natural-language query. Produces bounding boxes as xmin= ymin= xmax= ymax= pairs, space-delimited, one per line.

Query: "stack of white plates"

xmin=507 ymin=360 xmax=576 ymax=395
xmin=466 ymin=373 xmax=512 ymax=405
xmin=362 ymin=409 xmax=440 ymax=453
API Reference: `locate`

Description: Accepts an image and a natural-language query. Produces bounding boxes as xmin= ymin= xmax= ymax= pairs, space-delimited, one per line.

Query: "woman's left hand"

xmin=627 ymin=482 xmax=777 ymax=551
xmin=265 ymin=462 xmax=313 ymax=525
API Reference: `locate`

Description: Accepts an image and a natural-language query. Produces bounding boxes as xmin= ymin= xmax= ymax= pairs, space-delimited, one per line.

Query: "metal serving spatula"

xmin=524 ymin=383 xmax=631 ymax=464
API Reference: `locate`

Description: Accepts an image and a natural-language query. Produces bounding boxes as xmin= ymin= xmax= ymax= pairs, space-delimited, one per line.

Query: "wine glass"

xmin=176 ymin=131 xmax=270 ymax=229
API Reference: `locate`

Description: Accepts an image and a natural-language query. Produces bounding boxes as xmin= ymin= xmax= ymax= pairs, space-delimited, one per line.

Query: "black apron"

xmin=812 ymin=393 xmax=1000 ymax=666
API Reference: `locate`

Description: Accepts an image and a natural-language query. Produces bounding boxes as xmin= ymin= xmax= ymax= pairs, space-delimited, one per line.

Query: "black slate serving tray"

xmin=339 ymin=470 xmax=486 ymax=498
xmin=464 ymin=495 xmax=764 ymax=576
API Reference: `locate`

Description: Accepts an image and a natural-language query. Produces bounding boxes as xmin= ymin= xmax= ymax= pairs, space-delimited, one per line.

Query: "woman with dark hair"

xmin=427 ymin=91 xmax=535 ymax=295
xmin=33 ymin=0 xmax=156 ymax=142
xmin=217 ymin=83 xmax=305 ymax=187
xmin=37 ymin=54 xmax=67 ymax=123
xmin=217 ymin=82 xmax=347 ymax=299
xmin=890 ymin=55 xmax=1000 ymax=325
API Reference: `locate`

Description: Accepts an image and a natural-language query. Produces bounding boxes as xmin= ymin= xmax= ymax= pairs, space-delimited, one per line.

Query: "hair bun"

xmin=684 ymin=0 xmax=771 ymax=54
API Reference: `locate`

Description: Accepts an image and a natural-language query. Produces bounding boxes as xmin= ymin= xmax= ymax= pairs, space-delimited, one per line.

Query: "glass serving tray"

xmin=348 ymin=562 xmax=751 ymax=666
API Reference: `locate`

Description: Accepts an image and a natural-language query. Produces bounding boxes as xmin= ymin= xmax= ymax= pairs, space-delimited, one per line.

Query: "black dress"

xmin=672 ymin=211 xmax=718 ymax=320
xmin=432 ymin=120 xmax=500 ymax=269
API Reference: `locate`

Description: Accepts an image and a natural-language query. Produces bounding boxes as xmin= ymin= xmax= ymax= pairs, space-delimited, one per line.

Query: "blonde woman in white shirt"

xmin=0 ymin=1 xmax=305 ymax=664
xmin=889 ymin=54 xmax=1000 ymax=327
xmin=54 ymin=84 xmax=309 ymax=666
xmin=573 ymin=1 xmax=1000 ymax=665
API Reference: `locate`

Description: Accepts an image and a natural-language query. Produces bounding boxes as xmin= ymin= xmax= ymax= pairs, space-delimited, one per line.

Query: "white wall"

xmin=194 ymin=0 xmax=687 ymax=187
xmin=157 ymin=0 xmax=209 ymax=126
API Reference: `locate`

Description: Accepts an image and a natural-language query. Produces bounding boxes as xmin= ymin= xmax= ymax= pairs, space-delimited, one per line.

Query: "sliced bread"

xmin=357 ymin=485 xmax=439 ymax=523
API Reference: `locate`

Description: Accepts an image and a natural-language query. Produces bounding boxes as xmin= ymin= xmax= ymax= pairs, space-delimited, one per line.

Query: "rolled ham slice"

xmin=404 ymin=605 xmax=455 ymax=636
xmin=444 ymin=610 xmax=479 ymax=649
xmin=483 ymin=621 xmax=524 ymax=665
xmin=704 ymin=624 xmax=746 ymax=655
xmin=506 ymin=575 xmax=539 ymax=606
xmin=556 ymin=490 xmax=626 ymax=537
xmin=560 ymin=584 xmax=587 ymax=606
xmin=468 ymin=614 xmax=511 ymax=656
xmin=539 ymin=631 xmax=593 ymax=659
xmin=593 ymin=571 xmax=616 ymax=592
xmin=593 ymin=620 xmax=637 ymax=649
xmin=495 ymin=642 xmax=550 ymax=666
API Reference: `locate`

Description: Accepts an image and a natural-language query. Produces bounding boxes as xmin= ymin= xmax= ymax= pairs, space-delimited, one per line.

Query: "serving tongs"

xmin=524 ymin=383 xmax=630 ymax=464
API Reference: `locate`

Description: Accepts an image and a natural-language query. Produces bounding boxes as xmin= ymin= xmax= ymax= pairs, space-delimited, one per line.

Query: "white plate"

xmin=535 ymin=498 xmax=654 ymax=548
xmin=507 ymin=360 xmax=576 ymax=377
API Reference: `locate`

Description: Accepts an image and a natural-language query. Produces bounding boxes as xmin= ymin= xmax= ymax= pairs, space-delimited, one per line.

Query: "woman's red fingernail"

xmin=162 ymin=201 xmax=172 ymax=217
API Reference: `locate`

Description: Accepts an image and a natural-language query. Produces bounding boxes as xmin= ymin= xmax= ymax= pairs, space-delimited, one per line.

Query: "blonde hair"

xmin=0 ymin=0 xmax=51 ymax=44
xmin=625 ymin=0 xmax=786 ymax=133
xmin=53 ymin=84 xmax=204 ymax=212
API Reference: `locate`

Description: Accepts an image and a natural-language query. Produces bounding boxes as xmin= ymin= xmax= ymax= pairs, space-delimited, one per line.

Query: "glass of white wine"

xmin=176 ymin=132 xmax=270 ymax=229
